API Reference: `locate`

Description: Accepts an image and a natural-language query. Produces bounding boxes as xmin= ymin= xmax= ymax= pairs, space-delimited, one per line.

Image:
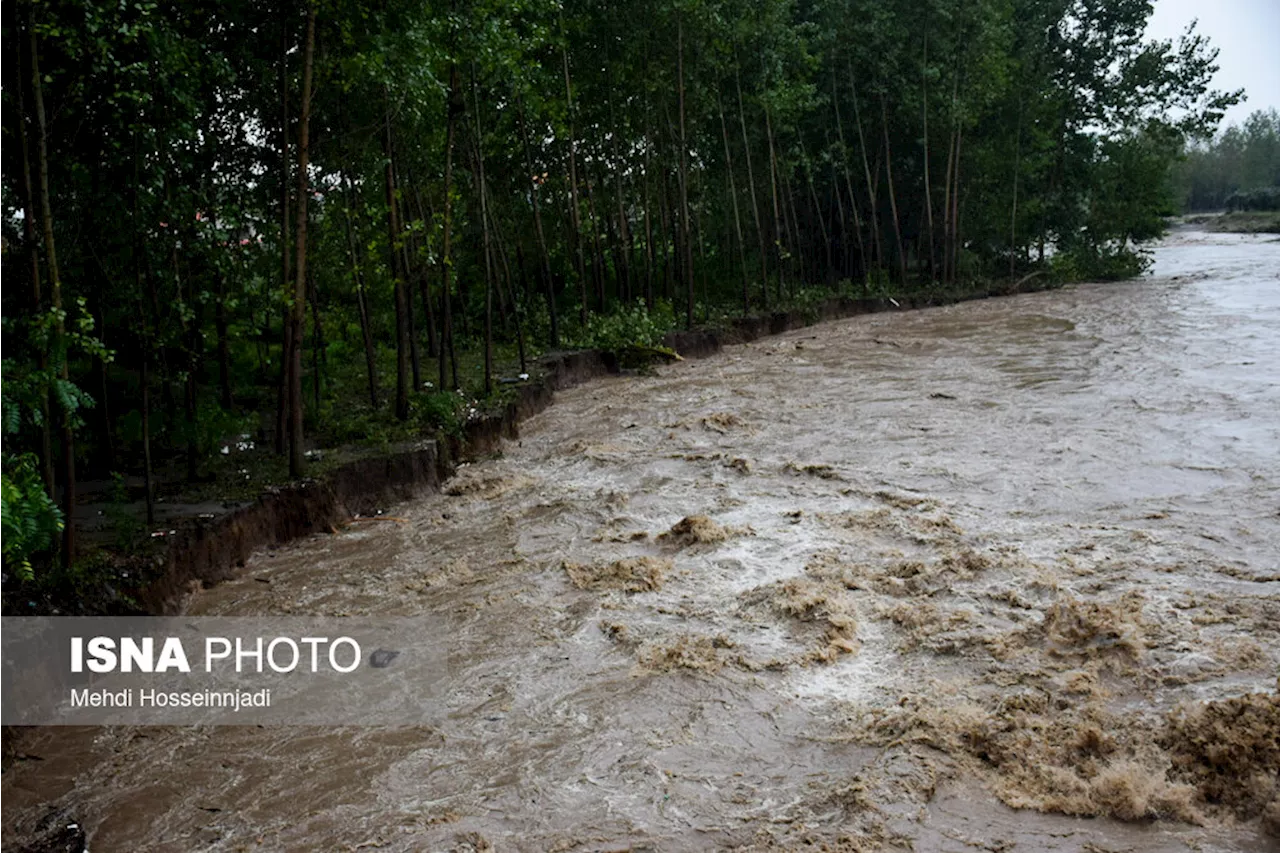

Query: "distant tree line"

xmin=1 ymin=0 xmax=1237 ymax=578
xmin=1177 ymin=109 xmax=1280 ymax=212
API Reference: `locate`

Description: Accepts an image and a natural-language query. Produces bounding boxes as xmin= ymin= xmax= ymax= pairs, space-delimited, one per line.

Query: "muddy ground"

xmin=4 ymin=230 xmax=1278 ymax=851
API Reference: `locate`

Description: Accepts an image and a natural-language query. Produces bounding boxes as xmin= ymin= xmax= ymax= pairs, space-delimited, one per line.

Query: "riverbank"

xmin=1179 ymin=211 xmax=1280 ymax=233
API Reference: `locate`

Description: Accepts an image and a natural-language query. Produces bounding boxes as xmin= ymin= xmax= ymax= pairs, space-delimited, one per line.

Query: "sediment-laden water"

xmin=5 ymin=229 xmax=1278 ymax=851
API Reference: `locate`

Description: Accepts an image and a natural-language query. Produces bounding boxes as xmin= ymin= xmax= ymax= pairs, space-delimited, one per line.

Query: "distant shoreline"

xmin=1174 ymin=211 xmax=1280 ymax=234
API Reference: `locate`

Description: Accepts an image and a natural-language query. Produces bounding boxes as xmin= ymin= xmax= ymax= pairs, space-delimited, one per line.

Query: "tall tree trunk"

xmin=676 ymin=12 xmax=694 ymax=328
xmin=848 ymin=71 xmax=882 ymax=275
xmin=782 ymin=168 xmax=806 ymax=287
xmin=584 ymin=173 xmax=606 ymax=312
xmin=275 ymin=8 xmax=291 ymax=455
xmin=880 ymin=96 xmax=908 ymax=285
xmin=608 ymin=96 xmax=633 ymax=304
xmin=1009 ymin=98 xmax=1023 ymax=281
xmin=16 ymin=24 xmax=53 ymax=496
xmin=764 ymin=104 xmax=787 ymax=301
xmin=798 ymin=136 xmax=831 ymax=281
xmin=27 ymin=4 xmax=75 ymax=568
xmin=342 ymin=177 xmax=380 ymax=407
xmin=951 ymin=127 xmax=964 ymax=285
xmin=384 ymin=98 xmax=412 ymax=418
xmin=736 ymin=67 xmax=769 ymax=308
xmin=409 ymin=184 xmax=439 ymax=357
xmin=829 ymin=146 xmax=851 ymax=280
xmin=483 ymin=181 xmax=527 ymax=373
xmin=440 ymin=64 xmax=461 ymax=391
xmin=718 ymin=94 xmax=750 ymax=315
xmin=942 ymin=71 xmax=960 ymax=285
xmin=287 ymin=2 xmax=315 ymax=477
xmin=562 ymin=45 xmax=588 ymax=326
xmin=922 ymin=33 xmax=938 ymax=281
xmin=642 ymin=123 xmax=656 ymax=308
xmin=832 ymin=67 xmax=867 ymax=282
xmin=471 ymin=65 xmax=494 ymax=396
xmin=402 ymin=230 xmax=422 ymax=391
xmin=516 ymin=94 xmax=558 ymax=346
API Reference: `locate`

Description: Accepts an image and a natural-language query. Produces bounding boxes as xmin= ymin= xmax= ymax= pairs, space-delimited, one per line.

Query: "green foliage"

xmin=1049 ymin=245 xmax=1152 ymax=283
xmin=1 ymin=454 xmax=64 ymax=581
xmin=1225 ymin=187 xmax=1280 ymax=212
xmin=572 ymin=299 xmax=677 ymax=355
xmin=414 ymin=391 xmax=469 ymax=439
xmin=1177 ymin=109 xmax=1280 ymax=212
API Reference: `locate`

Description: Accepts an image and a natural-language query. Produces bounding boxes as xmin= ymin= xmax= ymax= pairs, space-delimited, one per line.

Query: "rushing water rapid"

xmin=5 ymin=229 xmax=1278 ymax=851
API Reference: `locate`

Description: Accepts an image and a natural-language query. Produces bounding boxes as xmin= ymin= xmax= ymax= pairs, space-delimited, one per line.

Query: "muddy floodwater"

xmin=5 ymin=229 xmax=1279 ymax=851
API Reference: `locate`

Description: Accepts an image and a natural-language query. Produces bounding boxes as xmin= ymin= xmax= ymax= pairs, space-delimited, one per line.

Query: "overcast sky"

xmin=1145 ymin=0 xmax=1280 ymax=131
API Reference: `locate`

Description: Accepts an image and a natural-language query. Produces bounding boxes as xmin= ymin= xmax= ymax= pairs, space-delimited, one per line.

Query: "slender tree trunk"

xmin=342 ymin=177 xmax=380 ymax=407
xmin=922 ymin=33 xmax=938 ymax=281
xmin=736 ymin=67 xmax=769 ymax=308
xmin=829 ymin=149 xmax=851 ymax=280
xmin=130 ymin=138 xmax=155 ymax=526
xmin=1010 ymin=98 xmax=1023 ymax=281
xmin=782 ymin=169 xmax=806 ymax=287
xmin=880 ymin=96 xmax=908 ymax=285
xmin=440 ymin=64 xmax=461 ymax=391
xmin=942 ymin=71 xmax=960 ymax=284
xmin=831 ymin=68 xmax=866 ymax=282
xmin=16 ymin=27 xmax=53 ymax=496
xmin=951 ymin=127 xmax=964 ymax=285
xmin=483 ymin=181 xmax=527 ymax=373
xmin=384 ymin=98 xmax=412 ymax=418
xmin=798 ymin=137 xmax=831 ymax=281
xmin=849 ymin=71 xmax=882 ymax=275
xmin=516 ymin=94 xmax=558 ymax=346
xmin=562 ymin=45 xmax=588 ymax=326
xmin=276 ymin=9 xmax=291 ymax=456
xmin=287 ymin=2 xmax=315 ymax=477
xmin=409 ymin=185 xmax=439 ymax=357
xmin=718 ymin=94 xmax=750 ymax=314
xmin=584 ymin=173 xmax=606 ymax=312
xmin=676 ymin=13 xmax=694 ymax=328
xmin=608 ymin=97 xmax=633 ymax=304
xmin=27 ymin=5 xmax=75 ymax=567
xmin=764 ymin=104 xmax=787 ymax=301
xmin=642 ymin=124 xmax=656 ymax=308
xmin=401 ymin=224 xmax=422 ymax=390
xmin=471 ymin=65 xmax=494 ymax=396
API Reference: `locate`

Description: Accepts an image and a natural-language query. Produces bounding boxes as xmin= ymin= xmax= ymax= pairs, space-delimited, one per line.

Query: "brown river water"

xmin=5 ymin=229 xmax=1279 ymax=851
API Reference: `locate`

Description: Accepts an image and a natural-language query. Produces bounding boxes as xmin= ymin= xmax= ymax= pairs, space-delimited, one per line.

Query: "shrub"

xmin=575 ymin=299 xmax=677 ymax=354
xmin=1 ymin=453 xmax=63 ymax=580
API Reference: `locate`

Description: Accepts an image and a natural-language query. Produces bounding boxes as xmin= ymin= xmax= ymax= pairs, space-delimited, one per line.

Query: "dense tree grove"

xmin=1 ymin=0 xmax=1237 ymax=578
xmin=1176 ymin=109 xmax=1280 ymax=212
